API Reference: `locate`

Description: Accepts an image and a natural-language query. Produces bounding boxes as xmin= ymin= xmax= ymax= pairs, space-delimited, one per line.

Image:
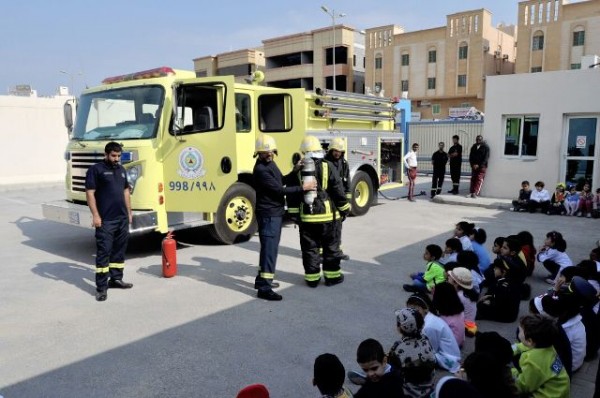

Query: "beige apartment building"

xmin=515 ymin=0 xmax=600 ymax=73
xmin=365 ymin=9 xmax=516 ymax=120
xmin=193 ymin=25 xmax=366 ymax=93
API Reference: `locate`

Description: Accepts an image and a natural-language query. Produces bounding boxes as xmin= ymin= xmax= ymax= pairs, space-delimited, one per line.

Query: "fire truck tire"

xmin=209 ymin=183 xmax=257 ymax=244
xmin=350 ymin=171 xmax=373 ymax=216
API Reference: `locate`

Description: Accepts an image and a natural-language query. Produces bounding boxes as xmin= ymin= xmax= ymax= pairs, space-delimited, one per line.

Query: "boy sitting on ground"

xmin=511 ymin=180 xmax=531 ymax=212
xmin=313 ymin=353 xmax=353 ymax=398
xmin=403 ymin=244 xmax=445 ymax=294
xmin=352 ymin=338 xmax=405 ymax=398
xmin=512 ymin=314 xmax=570 ymax=398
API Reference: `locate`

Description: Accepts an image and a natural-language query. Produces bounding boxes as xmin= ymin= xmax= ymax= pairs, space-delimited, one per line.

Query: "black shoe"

xmin=339 ymin=254 xmax=350 ymax=261
xmin=452 ymin=191 xmax=458 ymax=195
xmin=306 ymin=280 xmax=320 ymax=288
xmin=96 ymin=289 xmax=108 ymax=301
xmin=403 ymin=284 xmax=418 ymax=293
xmin=257 ymin=289 xmax=282 ymax=301
xmin=108 ymin=279 xmax=133 ymax=289
xmin=447 ymin=189 xmax=454 ymax=193
xmin=325 ymin=274 xmax=345 ymax=286
xmin=254 ymin=281 xmax=280 ymax=289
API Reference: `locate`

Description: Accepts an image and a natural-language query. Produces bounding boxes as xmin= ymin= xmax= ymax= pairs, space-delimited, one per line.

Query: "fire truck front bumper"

xmin=41 ymin=201 xmax=158 ymax=233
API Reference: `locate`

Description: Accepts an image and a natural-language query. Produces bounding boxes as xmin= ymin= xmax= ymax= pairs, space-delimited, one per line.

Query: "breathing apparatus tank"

xmin=301 ymin=154 xmax=317 ymax=213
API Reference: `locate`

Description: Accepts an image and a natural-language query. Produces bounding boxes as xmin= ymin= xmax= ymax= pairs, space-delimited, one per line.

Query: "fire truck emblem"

xmin=178 ymin=147 xmax=206 ymax=179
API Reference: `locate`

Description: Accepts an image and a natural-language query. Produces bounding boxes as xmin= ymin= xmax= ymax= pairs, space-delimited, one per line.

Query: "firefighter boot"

xmin=108 ymin=279 xmax=133 ymax=289
xmin=325 ymin=274 xmax=345 ymax=286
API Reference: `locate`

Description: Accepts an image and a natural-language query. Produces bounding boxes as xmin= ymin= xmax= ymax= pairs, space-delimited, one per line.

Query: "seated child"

xmin=313 ymin=353 xmax=353 ymax=398
xmin=512 ymin=315 xmax=570 ymax=398
xmin=403 ymin=244 xmax=445 ymax=294
xmin=547 ymin=183 xmax=567 ymax=215
xmin=476 ymin=258 xmax=521 ymax=323
xmin=516 ymin=231 xmax=536 ymax=277
xmin=457 ymin=251 xmax=484 ymax=294
xmin=527 ymin=181 xmax=550 ymax=213
xmin=538 ymin=292 xmax=587 ymax=372
xmin=469 ymin=228 xmax=492 ymax=276
xmin=564 ymin=185 xmax=580 ymax=216
xmin=454 ymin=221 xmax=474 ymax=251
xmin=537 ymin=231 xmax=572 ymax=284
xmin=501 ymin=235 xmax=530 ymax=300
xmin=568 ymin=276 xmax=600 ymax=361
xmin=440 ymin=238 xmax=462 ymax=265
xmin=390 ymin=307 xmax=436 ymax=398
xmin=593 ymin=187 xmax=600 ymax=218
xmin=406 ymin=294 xmax=461 ymax=373
xmin=432 ymin=282 xmax=465 ymax=347
xmin=511 ymin=180 xmax=531 ymax=212
xmin=463 ymin=351 xmax=519 ymax=398
xmin=447 ymin=267 xmax=479 ymax=335
xmin=578 ymin=182 xmax=594 ymax=218
xmin=353 ymin=338 xmax=404 ymax=398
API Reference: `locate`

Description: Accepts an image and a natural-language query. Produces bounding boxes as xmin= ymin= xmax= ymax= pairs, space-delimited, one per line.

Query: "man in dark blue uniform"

xmin=447 ymin=135 xmax=462 ymax=195
xmin=253 ymin=134 xmax=315 ymax=301
xmin=430 ymin=142 xmax=448 ymax=198
xmin=85 ymin=142 xmax=133 ymax=302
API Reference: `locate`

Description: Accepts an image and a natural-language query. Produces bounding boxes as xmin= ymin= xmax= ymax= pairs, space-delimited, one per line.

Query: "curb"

xmin=432 ymin=194 xmax=512 ymax=210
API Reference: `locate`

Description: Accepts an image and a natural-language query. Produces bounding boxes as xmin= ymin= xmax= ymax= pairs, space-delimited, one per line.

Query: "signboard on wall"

xmin=576 ymin=136 xmax=586 ymax=148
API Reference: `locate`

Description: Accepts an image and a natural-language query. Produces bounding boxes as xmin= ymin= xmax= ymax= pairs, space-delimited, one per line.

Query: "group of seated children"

xmin=375 ymin=221 xmax=599 ymax=397
xmin=511 ymin=180 xmax=600 ymax=218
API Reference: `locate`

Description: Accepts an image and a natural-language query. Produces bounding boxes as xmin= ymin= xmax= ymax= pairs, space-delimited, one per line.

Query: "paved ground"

xmin=0 ymin=180 xmax=597 ymax=397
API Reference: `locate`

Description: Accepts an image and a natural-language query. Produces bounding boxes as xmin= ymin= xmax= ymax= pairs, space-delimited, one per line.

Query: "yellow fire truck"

xmin=42 ymin=67 xmax=403 ymax=244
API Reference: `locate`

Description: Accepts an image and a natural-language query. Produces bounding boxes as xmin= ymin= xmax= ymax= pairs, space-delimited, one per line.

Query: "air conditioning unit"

xmin=483 ymin=45 xmax=490 ymax=52
xmin=494 ymin=50 xmax=501 ymax=57
xmin=502 ymin=54 xmax=509 ymax=60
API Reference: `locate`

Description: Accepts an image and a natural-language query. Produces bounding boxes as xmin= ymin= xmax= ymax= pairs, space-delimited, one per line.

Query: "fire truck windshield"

xmin=72 ymin=85 xmax=164 ymax=141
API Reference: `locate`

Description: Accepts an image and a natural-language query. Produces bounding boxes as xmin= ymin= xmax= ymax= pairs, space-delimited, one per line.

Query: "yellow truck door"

xmin=162 ymin=77 xmax=237 ymax=214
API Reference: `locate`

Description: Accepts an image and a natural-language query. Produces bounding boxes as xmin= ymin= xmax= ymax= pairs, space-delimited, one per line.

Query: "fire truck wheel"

xmin=209 ymin=182 xmax=257 ymax=244
xmin=350 ymin=171 xmax=373 ymax=216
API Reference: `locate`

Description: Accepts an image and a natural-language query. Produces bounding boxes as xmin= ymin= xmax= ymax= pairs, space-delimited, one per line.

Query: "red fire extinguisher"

xmin=162 ymin=231 xmax=177 ymax=278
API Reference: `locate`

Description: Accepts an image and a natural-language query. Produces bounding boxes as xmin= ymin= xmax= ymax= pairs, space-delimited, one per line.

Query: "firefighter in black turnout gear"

xmin=324 ymin=137 xmax=351 ymax=261
xmin=430 ymin=142 xmax=448 ymax=198
xmin=288 ymin=136 xmax=351 ymax=287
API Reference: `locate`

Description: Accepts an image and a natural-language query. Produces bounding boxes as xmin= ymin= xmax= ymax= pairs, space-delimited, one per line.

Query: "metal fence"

xmin=406 ymin=120 xmax=484 ymax=175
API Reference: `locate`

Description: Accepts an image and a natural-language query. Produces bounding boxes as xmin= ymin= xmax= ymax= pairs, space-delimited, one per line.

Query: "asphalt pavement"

xmin=0 ymin=179 xmax=597 ymax=397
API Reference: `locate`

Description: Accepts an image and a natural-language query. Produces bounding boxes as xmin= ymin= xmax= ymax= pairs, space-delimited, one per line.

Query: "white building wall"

xmin=0 ymin=95 xmax=69 ymax=185
xmin=483 ymin=69 xmax=600 ymax=198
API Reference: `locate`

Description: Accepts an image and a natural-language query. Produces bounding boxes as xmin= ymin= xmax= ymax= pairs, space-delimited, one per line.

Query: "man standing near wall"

xmin=447 ymin=135 xmax=462 ymax=195
xmin=468 ymin=135 xmax=490 ymax=199
xmin=403 ymin=143 xmax=419 ymax=202
xmin=430 ymin=142 xmax=448 ymax=199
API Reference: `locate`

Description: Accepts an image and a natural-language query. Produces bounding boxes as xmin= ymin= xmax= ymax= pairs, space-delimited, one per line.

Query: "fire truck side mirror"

xmin=63 ymin=102 xmax=74 ymax=133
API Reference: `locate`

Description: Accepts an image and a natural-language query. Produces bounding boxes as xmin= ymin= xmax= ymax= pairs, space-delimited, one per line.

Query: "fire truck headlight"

xmin=127 ymin=165 xmax=141 ymax=193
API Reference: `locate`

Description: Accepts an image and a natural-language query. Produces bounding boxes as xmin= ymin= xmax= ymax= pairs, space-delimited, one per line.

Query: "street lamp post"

xmin=321 ymin=5 xmax=345 ymax=91
xmin=59 ymin=70 xmax=82 ymax=97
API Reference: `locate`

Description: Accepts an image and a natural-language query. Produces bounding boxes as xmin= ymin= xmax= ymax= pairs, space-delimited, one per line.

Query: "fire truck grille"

xmin=70 ymin=152 xmax=103 ymax=192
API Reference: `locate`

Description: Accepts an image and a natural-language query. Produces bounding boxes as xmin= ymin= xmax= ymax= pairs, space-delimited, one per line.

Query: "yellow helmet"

xmin=254 ymin=134 xmax=277 ymax=155
xmin=300 ymin=135 xmax=322 ymax=153
xmin=329 ymin=137 xmax=346 ymax=152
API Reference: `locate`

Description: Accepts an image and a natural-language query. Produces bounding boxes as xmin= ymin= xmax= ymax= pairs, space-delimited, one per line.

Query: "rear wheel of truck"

xmin=350 ymin=171 xmax=373 ymax=216
xmin=209 ymin=183 xmax=257 ymax=244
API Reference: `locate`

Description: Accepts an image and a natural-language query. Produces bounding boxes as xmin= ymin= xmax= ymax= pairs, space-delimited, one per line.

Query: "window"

xmin=427 ymin=77 xmax=436 ymax=90
xmin=458 ymin=44 xmax=468 ymax=59
xmin=571 ymin=63 xmax=581 ymax=70
xmin=457 ymin=74 xmax=467 ymax=87
xmin=235 ymin=93 xmax=251 ymax=132
xmin=573 ymin=30 xmax=585 ymax=46
xmin=401 ymin=53 xmax=410 ymax=66
xmin=375 ymin=56 xmax=382 ymax=69
xmin=532 ymin=33 xmax=544 ymax=50
xmin=504 ymin=116 xmax=539 ymax=157
xmin=460 ymin=102 xmax=471 ymax=108
xmin=428 ymin=50 xmax=437 ymax=63
xmin=353 ymin=54 xmax=356 ymax=66
xmin=258 ymin=94 xmax=292 ymax=132
xmin=325 ymin=46 xmax=348 ymax=65
xmin=432 ymin=104 xmax=441 ymax=115
xmin=531 ymin=66 xmax=542 ymax=73
xmin=374 ymin=82 xmax=382 ymax=93
xmin=401 ymin=80 xmax=409 ymax=91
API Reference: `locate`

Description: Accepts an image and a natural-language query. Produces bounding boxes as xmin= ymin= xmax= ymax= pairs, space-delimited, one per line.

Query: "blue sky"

xmin=1 ymin=0 xmax=524 ymax=96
